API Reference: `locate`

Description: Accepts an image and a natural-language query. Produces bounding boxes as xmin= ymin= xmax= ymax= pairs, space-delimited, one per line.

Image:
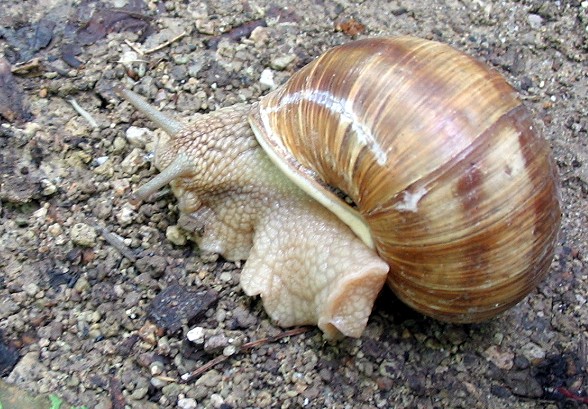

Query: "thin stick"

xmin=240 ymin=327 xmax=311 ymax=351
xmin=68 ymin=98 xmax=99 ymax=128
xmin=11 ymin=58 xmax=41 ymax=74
xmin=144 ymin=32 xmax=187 ymax=54
xmin=124 ymin=39 xmax=145 ymax=56
xmin=181 ymin=354 xmax=228 ymax=382
xmin=182 ymin=327 xmax=311 ymax=383
xmin=154 ymin=375 xmax=177 ymax=382
xmin=96 ymin=226 xmax=137 ymax=262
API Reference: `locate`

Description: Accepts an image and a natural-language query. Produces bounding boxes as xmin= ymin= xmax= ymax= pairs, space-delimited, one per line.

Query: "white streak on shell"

xmin=392 ymin=186 xmax=428 ymax=213
xmin=262 ymin=89 xmax=389 ymax=166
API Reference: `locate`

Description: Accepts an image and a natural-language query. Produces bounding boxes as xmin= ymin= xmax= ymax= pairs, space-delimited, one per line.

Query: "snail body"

xmin=117 ymin=36 xmax=560 ymax=338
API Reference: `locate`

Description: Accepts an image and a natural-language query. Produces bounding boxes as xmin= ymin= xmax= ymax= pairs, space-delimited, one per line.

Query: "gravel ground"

xmin=0 ymin=0 xmax=587 ymax=408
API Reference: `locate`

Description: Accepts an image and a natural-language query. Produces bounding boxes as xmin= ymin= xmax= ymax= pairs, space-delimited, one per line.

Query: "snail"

xmin=115 ymin=36 xmax=561 ymax=339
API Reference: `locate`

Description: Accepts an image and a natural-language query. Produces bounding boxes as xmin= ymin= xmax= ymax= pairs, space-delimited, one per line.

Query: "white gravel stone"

xmin=177 ymin=397 xmax=197 ymax=409
xmin=125 ymin=126 xmax=152 ymax=147
xmin=259 ymin=68 xmax=275 ymax=89
xmin=521 ymin=342 xmax=546 ymax=364
xmin=166 ymin=225 xmax=187 ymax=246
xmin=70 ymin=223 xmax=97 ymax=247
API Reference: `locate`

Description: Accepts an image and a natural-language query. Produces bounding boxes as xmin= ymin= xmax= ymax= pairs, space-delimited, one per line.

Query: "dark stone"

xmin=135 ymin=255 xmax=167 ymax=279
xmin=406 ymin=373 xmax=426 ymax=395
xmin=91 ymin=282 xmax=117 ymax=304
xmin=47 ymin=268 xmax=78 ymax=289
xmin=514 ymin=355 xmax=530 ymax=370
xmin=147 ymin=284 xmax=218 ymax=333
xmin=116 ymin=334 xmax=139 ymax=357
xmin=361 ymin=338 xmax=385 ymax=360
xmin=491 ymin=384 xmax=512 ymax=399
xmin=533 ymin=352 xmax=588 ymax=405
xmin=0 ymin=337 xmax=19 ymax=376
xmin=504 ymin=370 xmax=543 ymax=398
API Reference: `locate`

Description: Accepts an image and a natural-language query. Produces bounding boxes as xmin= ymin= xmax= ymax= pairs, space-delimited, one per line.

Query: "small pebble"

xmin=204 ymin=334 xmax=229 ymax=352
xmin=259 ymin=68 xmax=275 ymax=89
xmin=484 ymin=345 xmax=514 ymax=370
xmin=195 ymin=369 xmax=221 ymax=388
xmin=40 ymin=179 xmax=57 ymax=195
xmin=527 ymin=13 xmax=543 ymax=29
xmin=219 ymin=272 xmax=232 ymax=282
xmin=23 ymin=283 xmax=39 ymax=297
xmin=249 ymin=26 xmax=269 ymax=45
xmin=95 ymin=156 xmax=109 ymax=166
xmin=47 ymin=223 xmax=63 ymax=236
xmin=166 ymin=225 xmax=187 ymax=246
xmin=210 ymin=393 xmax=224 ymax=408
xmin=111 ymin=179 xmax=130 ymax=196
xmin=223 ymin=345 xmax=237 ymax=356
xmin=70 ymin=223 xmax=97 ymax=247
xmin=74 ymin=276 xmax=90 ymax=292
xmin=150 ymin=376 xmax=169 ymax=389
xmin=231 ymin=306 xmax=256 ymax=329
xmin=89 ymin=310 xmax=102 ymax=323
xmin=112 ymin=135 xmax=127 ymax=152
xmin=215 ymin=308 xmax=226 ymax=323
xmin=178 ymin=397 xmax=197 ymax=409
xmin=125 ymin=126 xmax=152 ymax=147
xmin=130 ymin=386 xmax=148 ymax=400
xmin=120 ymin=148 xmax=147 ymax=175
xmin=138 ymin=321 xmax=159 ymax=345
xmin=187 ymin=326 xmax=205 ymax=344
xmin=255 ymin=390 xmax=273 ymax=408
xmin=150 ymin=360 xmax=164 ymax=375
xmin=116 ymin=204 xmax=136 ymax=226
xmin=270 ymin=54 xmax=296 ymax=70
xmin=136 ymin=255 xmax=167 ymax=279
xmin=520 ymin=342 xmax=546 ymax=364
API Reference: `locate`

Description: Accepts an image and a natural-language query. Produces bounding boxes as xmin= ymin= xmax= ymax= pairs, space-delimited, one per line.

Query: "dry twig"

xmin=96 ymin=226 xmax=137 ymax=262
xmin=144 ymin=31 xmax=187 ymax=54
xmin=11 ymin=58 xmax=42 ymax=74
xmin=67 ymin=98 xmax=99 ymax=128
xmin=124 ymin=31 xmax=187 ymax=56
xmin=182 ymin=327 xmax=311 ymax=383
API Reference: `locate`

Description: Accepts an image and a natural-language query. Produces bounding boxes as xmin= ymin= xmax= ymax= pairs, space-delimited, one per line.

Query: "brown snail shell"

xmin=249 ymin=36 xmax=561 ymax=322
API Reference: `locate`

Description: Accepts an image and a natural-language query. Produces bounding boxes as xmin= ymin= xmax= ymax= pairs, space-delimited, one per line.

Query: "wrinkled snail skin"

xmin=117 ymin=36 xmax=560 ymax=338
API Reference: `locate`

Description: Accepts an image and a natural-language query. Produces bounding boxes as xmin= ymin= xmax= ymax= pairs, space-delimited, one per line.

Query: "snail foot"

xmin=241 ymin=196 xmax=389 ymax=339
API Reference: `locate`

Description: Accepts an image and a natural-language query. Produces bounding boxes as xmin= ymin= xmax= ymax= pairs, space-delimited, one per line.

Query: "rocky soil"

xmin=0 ymin=0 xmax=587 ymax=408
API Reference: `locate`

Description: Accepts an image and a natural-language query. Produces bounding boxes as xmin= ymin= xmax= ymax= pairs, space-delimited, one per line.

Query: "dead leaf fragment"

xmin=0 ymin=58 xmax=31 ymax=122
xmin=148 ymin=284 xmax=218 ymax=333
xmin=335 ymin=17 xmax=366 ymax=36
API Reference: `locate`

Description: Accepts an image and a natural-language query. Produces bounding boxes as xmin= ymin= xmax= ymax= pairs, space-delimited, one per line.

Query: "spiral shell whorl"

xmin=249 ymin=36 xmax=560 ymax=322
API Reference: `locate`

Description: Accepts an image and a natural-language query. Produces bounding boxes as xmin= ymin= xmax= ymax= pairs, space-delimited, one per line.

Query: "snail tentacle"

xmin=134 ymin=153 xmax=192 ymax=200
xmin=115 ymin=85 xmax=184 ymax=135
